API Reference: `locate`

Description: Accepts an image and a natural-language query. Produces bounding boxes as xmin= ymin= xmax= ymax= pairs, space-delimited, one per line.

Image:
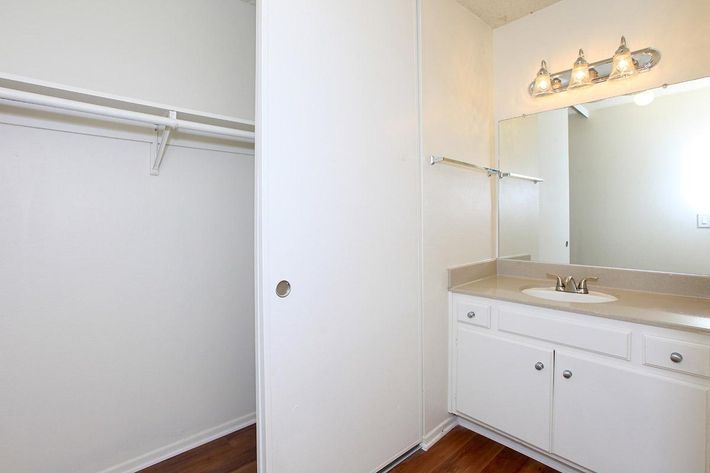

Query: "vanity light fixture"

xmin=552 ymin=77 xmax=563 ymax=91
xmin=528 ymin=36 xmax=661 ymax=97
xmin=568 ymin=49 xmax=592 ymax=89
xmin=609 ymin=36 xmax=636 ymax=80
xmin=532 ymin=60 xmax=553 ymax=96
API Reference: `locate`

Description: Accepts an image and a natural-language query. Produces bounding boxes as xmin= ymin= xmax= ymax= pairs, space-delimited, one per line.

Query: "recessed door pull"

xmin=276 ymin=280 xmax=291 ymax=298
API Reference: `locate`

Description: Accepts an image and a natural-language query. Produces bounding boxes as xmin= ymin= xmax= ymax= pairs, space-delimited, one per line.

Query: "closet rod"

xmin=0 ymin=86 xmax=255 ymax=141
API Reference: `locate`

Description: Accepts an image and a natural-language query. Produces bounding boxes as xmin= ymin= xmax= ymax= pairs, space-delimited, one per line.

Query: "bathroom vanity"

xmin=449 ymin=276 xmax=710 ymax=473
xmin=442 ymin=73 xmax=710 ymax=473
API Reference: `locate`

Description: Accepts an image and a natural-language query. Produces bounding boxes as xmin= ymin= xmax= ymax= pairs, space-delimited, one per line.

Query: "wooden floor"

xmin=139 ymin=424 xmax=256 ymax=473
xmin=139 ymin=424 xmax=557 ymax=473
xmin=392 ymin=427 xmax=558 ymax=473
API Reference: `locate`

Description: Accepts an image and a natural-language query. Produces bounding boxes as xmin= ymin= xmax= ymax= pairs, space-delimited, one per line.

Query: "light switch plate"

xmin=698 ymin=214 xmax=710 ymax=228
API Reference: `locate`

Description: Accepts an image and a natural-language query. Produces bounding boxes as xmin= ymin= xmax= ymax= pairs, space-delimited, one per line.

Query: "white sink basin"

xmin=522 ymin=287 xmax=618 ymax=303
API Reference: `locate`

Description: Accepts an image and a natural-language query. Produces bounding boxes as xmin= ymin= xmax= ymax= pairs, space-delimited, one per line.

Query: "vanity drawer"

xmin=455 ymin=298 xmax=491 ymax=328
xmin=498 ymin=307 xmax=631 ymax=359
xmin=643 ymin=335 xmax=710 ymax=378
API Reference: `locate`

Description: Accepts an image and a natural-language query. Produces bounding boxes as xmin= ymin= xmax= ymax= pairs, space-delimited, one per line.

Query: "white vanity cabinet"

xmin=456 ymin=329 xmax=553 ymax=451
xmin=553 ymin=351 xmax=707 ymax=473
xmin=450 ymin=293 xmax=710 ymax=473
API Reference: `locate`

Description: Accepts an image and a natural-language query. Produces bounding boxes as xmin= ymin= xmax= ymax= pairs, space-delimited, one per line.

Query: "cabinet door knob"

xmin=535 ymin=362 xmax=544 ymax=371
xmin=466 ymin=311 xmax=476 ymax=319
xmin=562 ymin=370 xmax=573 ymax=379
xmin=670 ymin=352 xmax=683 ymax=363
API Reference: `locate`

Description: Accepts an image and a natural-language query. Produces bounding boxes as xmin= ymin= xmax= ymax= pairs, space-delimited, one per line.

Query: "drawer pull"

xmin=467 ymin=311 xmax=476 ymax=319
xmin=670 ymin=352 xmax=683 ymax=363
xmin=562 ymin=370 xmax=573 ymax=379
xmin=535 ymin=362 xmax=544 ymax=371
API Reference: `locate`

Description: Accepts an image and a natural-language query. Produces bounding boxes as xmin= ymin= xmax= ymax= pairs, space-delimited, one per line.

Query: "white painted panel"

xmin=0 ymin=121 xmax=255 ymax=473
xmin=553 ymin=352 xmax=708 ymax=473
xmin=644 ymin=335 xmax=710 ymax=378
xmin=456 ymin=329 xmax=553 ymax=451
xmin=455 ymin=298 xmax=491 ymax=328
xmin=498 ymin=306 xmax=631 ymax=359
xmin=257 ymin=1 xmax=421 ymax=472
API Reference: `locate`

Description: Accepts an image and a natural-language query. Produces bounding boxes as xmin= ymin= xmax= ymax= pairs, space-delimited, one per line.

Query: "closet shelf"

xmin=0 ymin=72 xmax=255 ymax=176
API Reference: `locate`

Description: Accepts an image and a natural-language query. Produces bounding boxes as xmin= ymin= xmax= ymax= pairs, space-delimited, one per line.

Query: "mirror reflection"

xmin=498 ymin=76 xmax=710 ymax=276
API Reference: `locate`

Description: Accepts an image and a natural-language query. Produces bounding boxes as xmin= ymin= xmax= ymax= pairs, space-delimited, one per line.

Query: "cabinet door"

xmin=553 ymin=352 xmax=708 ymax=473
xmin=456 ymin=329 xmax=553 ymax=451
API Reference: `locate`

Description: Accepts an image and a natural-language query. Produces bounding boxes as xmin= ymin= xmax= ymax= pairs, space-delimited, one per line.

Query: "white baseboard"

xmin=420 ymin=416 xmax=458 ymax=451
xmin=96 ymin=412 xmax=256 ymax=473
xmin=457 ymin=417 xmax=588 ymax=473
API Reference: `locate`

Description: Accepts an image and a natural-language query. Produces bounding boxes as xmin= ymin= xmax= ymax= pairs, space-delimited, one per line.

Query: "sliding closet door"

xmin=256 ymin=1 xmax=421 ymax=472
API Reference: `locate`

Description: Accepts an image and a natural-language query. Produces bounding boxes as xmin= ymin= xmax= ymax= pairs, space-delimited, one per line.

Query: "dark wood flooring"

xmin=139 ymin=424 xmax=557 ymax=473
xmin=139 ymin=424 xmax=256 ymax=473
xmin=392 ymin=426 xmax=558 ymax=473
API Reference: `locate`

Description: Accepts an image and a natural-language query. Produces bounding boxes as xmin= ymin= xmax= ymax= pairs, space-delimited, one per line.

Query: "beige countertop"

xmin=452 ymin=275 xmax=710 ymax=334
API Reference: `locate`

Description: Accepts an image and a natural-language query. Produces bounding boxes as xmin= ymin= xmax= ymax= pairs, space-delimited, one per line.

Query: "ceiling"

xmin=456 ymin=0 xmax=562 ymax=28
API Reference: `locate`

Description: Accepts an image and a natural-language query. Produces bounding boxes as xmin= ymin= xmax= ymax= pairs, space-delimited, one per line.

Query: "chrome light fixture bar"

xmin=528 ymin=36 xmax=661 ymax=97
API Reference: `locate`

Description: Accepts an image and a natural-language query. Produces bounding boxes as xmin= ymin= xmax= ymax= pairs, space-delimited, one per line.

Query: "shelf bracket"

xmin=151 ymin=111 xmax=177 ymax=176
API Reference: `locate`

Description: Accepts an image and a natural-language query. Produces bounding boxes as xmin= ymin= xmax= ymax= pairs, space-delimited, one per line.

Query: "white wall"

xmin=570 ymin=86 xmax=710 ymax=275
xmin=499 ymin=109 xmax=569 ymax=263
xmin=420 ymin=0 xmax=494 ymax=436
xmin=0 ymin=0 xmax=255 ymax=120
xmin=493 ymin=0 xmax=710 ymax=122
xmin=0 ymin=2 xmax=256 ymax=472
xmin=0 ymin=113 xmax=255 ymax=473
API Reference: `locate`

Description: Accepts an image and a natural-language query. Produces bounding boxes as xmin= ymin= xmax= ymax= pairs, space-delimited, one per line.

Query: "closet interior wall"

xmin=0 ymin=2 xmax=257 ymax=473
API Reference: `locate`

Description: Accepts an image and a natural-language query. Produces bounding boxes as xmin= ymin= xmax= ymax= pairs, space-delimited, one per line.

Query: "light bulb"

xmin=609 ymin=36 xmax=636 ymax=80
xmin=568 ymin=49 xmax=592 ymax=89
xmin=532 ymin=60 xmax=553 ymax=96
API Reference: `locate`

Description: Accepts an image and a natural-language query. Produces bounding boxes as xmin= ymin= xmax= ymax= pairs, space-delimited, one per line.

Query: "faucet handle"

xmin=578 ymin=276 xmax=599 ymax=294
xmin=546 ymin=273 xmax=565 ymax=292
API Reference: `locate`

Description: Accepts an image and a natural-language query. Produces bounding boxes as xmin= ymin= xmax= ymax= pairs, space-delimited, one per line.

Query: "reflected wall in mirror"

xmin=498 ymin=76 xmax=710 ymax=276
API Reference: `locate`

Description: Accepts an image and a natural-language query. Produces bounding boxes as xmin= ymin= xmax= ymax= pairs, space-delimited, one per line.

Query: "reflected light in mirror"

xmin=633 ymin=90 xmax=655 ymax=106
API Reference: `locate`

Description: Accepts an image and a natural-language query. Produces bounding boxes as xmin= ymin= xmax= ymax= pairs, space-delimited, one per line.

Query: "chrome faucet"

xmin=547 ymin=274 xmax=599 ymax=294
xmin=577 ymin=276 xmax=599 ymax=294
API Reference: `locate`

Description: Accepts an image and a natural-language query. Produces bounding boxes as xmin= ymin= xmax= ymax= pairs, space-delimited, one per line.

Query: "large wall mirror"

xmin=498 ymin=76 xmax=710 ymax=276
